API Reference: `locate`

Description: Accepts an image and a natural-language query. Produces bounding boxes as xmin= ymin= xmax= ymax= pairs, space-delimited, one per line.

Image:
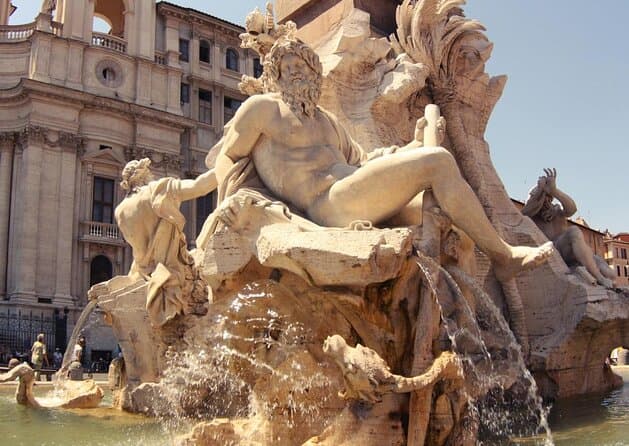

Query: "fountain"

xmin=4 ymin=2 xmax=628 ymax=445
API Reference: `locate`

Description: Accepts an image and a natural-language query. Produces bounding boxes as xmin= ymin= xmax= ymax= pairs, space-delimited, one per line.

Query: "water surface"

xmin=0 ymin=367 xmax=627 ymax=445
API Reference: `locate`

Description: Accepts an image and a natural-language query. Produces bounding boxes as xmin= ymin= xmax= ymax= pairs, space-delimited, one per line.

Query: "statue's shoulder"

xmin=234 ymin=93 xmax=282 ymax=128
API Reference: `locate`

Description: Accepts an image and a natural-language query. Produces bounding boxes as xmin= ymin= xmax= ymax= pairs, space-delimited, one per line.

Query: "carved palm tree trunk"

xmin=436 ymin=91 xmax=530 ymax=357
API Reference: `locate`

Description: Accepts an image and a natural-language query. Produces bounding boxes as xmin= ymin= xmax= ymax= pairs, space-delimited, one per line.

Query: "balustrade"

xmin=0 ymin=22 xmax=35 ymax=42
xmin=91 ymin=32 xmax=127 ymax=53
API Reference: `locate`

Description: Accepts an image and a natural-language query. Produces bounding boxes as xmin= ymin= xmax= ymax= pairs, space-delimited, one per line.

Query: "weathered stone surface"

xmin=257 ymin=229 xmax=410 ymax=287
xmin=96 ymin=281 xmax=161 ymax=386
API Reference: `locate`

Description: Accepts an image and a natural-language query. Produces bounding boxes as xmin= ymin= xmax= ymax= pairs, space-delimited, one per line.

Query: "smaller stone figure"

xmin=92 ymin=158 xmax=217 ymax=326
xmin=522 ymin=168 xmax=615 ymax=288
xmin=0 ymin=358 xmax=104 ymax=408
xmin=30 ymin=333 xmax=48 ymax=381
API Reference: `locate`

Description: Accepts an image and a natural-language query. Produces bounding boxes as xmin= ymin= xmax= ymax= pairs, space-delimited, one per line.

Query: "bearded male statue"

xmin=209 ymin=38 xmax=553 ymax=281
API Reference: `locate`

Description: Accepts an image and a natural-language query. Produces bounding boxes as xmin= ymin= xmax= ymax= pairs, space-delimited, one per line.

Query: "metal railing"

xmin=91 ymin=32 xmax=127 ymax=53
xmin=0 ymin=22 xmax=35 ymax=42
xmin=81 ymin=221 xmax=124 ymax=241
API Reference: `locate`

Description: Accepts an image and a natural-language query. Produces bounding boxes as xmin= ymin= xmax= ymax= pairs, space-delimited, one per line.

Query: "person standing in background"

xmin=30 ymin=334 xmax=48 ymax=380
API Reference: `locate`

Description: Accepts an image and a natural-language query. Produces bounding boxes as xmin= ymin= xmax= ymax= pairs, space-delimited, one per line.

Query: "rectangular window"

xmin=625 ymin=266 xmax=628 ymax=277
xmin=622 ymin=248 xmax=627 ymax=260
xmin=199 ymin=40 xmax=211 ymax=64
xmin=617 ymin=265 xmax=622 ymax=277
xmin=253 ymin=57 xmax=263 ymax=77
xmin=196 ymin=192 xmax=215 ymax=236
xmin=199 ymin=89 xmax=212 ymax=124
xmin=92 ymin=177 xmax=115 ymax=224
xmin=224 ymin=97 xmax=243 ymax=123
xmin=180 ymin=83 xmax=190 ymax=104
xmin=179 ymin=39 xmax=189 ymax=62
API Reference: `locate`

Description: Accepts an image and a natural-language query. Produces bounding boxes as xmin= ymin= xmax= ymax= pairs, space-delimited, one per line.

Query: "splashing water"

xmin=414 ymin=250 xmax=553 ymax=445
xmin=56 ymin=300 xmax=98 ymax=380
xmin=151 ymin=281 xmax=341 ymax=444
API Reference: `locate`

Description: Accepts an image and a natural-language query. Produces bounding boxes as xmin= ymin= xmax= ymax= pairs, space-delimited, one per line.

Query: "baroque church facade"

xmin=0 ymin=0 xmax=256 ymax=359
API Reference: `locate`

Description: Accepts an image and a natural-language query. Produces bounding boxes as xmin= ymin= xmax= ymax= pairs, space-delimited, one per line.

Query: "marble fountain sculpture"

xmin=8 ymin=1 xmax=626 ymax=445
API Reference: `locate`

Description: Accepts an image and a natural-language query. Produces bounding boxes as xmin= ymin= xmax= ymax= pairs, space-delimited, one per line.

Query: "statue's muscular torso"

xmin=226 ymin=94 xmax=360 ymax=213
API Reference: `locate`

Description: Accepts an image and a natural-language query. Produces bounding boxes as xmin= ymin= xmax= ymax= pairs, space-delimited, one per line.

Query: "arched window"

xmin=226 ymin=48 xmax=239 ymax=72
xmin=90 ymin=255 xmax=113 ymax=286
xmin=199 ymin=40 xmax=211 ymax=64
xmin=93 ymin=0 xmax=125 ymax=38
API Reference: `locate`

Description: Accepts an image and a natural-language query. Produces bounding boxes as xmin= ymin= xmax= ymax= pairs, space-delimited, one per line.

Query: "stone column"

xmin=214 ymin=87 xmax=224 ymax=130
xmin=164 ymin=17 xmax=181 ymax=68
xmin=212 ymin=42 xmax=222 ymax=79
xmin=190 ymin=81 xmax=200 ymax=121
xmin=0 ymin=0 xmax=12 ymax=26
xmin=12 ymin=132 xmax=43 ymax=301
xmin=166 ymin=67 xmax=183 ymax=115
xmin=190 ymin=29 xmax=200 ymax=77
xmin=54 ymin=145 xmax=77 ymax=306
xmin=0 ymin=133 xmax=14 ymax=299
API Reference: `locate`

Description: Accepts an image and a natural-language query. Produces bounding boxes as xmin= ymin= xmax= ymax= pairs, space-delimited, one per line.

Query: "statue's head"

xmin=120 ymin=158 xmax=153 ymax=193
xmin=266 ymin=38 xmax=322 ymax=117
xmin=37 ymin=333 xmax=44 ymax=342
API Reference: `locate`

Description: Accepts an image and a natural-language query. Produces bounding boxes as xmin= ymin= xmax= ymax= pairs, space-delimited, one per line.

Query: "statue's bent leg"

xmin=309 ymin=147 xmax=552 ymax=278
xmin=557 ymin=227 xmax=613 ymax=287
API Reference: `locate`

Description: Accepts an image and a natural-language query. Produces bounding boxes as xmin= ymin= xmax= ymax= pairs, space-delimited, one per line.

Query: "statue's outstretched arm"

xmin=179 ymin=169 xmax=218 ymax=202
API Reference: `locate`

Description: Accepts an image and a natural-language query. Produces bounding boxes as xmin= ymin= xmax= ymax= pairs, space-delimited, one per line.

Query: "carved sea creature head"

xmin=266 ymin=38 xmax=322 ymax=117
xmin=323 ymin=334 xmax=348 ymax=357
xmin=120 ymin=158 xmax=153 ymax=193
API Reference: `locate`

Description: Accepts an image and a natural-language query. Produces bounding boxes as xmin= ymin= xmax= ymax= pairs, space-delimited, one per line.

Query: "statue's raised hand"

xmin=542 ymin=167 xmax=557 ymax=194
xmin=414 ymin=116 xmax=446 ymax=147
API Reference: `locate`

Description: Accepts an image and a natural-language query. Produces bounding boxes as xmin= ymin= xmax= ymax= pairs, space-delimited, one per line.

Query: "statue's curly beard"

xmin=278 ymin=76 xmax=320 ymax=118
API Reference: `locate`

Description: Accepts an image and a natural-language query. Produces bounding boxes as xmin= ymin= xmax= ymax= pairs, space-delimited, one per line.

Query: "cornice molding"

xmin=16 ymin=125 xmax=86 ymax=153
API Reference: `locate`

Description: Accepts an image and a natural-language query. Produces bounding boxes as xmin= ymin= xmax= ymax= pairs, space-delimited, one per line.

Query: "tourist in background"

xmin=53 ymin=347 xmax=63 ymax=369
xmin=30 ymin=333 xmax=48 ymax=380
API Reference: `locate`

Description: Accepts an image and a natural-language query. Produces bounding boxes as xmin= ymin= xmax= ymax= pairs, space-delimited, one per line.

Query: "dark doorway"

xmin=90 ymin=255 xmax=112 ymax=286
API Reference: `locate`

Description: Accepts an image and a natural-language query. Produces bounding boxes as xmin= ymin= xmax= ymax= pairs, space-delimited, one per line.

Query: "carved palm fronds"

xmin=390 ymin=0 xmax=485 ymax=89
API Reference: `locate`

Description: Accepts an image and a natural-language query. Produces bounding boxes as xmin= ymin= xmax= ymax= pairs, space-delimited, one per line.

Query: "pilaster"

xmin=0 ymin=133 xmax=15 ymax=299
xmin=54 ymin=146 xmax=78 ymax=305
xmin=11 ymin=130 xmax=43 ymax=301
xmin=0 ymin=0 xmax=11 ymax=26
xmin=190 ymin=28 xmax=201 ymax=77
xmin=214 ymin=87 xmax=224 ymax=130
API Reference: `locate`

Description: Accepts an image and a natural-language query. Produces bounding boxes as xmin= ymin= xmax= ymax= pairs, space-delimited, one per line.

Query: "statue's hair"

xmin=265 ymin=38 xmax=322 ymax=89
xmin=120 ymin=158 xmax=151 ymax=192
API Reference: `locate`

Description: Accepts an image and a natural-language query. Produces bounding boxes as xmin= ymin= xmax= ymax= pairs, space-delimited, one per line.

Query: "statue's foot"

xmin=494 ymin=241 xmax=555 ymax=281
xmin=597 ymin=276 xmax=614 ymax=289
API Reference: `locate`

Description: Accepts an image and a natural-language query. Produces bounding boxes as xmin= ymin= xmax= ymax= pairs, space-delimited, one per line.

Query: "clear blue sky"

xmin=10 ymin=1 xmax=629 ymax=233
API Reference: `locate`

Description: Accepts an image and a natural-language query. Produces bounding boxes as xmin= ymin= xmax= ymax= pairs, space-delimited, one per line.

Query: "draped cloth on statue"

xmin=128 ymin=177 xmax=197 ymax=326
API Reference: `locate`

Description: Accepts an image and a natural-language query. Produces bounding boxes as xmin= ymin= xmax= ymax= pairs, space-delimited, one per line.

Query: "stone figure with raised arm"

xmin=90 ymin=158 xmax=217 ymax=326
xmin=211 ymin=37 xmax=553 ymax=280
xmin=522 ymin=168 xmax=615 ymax=288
